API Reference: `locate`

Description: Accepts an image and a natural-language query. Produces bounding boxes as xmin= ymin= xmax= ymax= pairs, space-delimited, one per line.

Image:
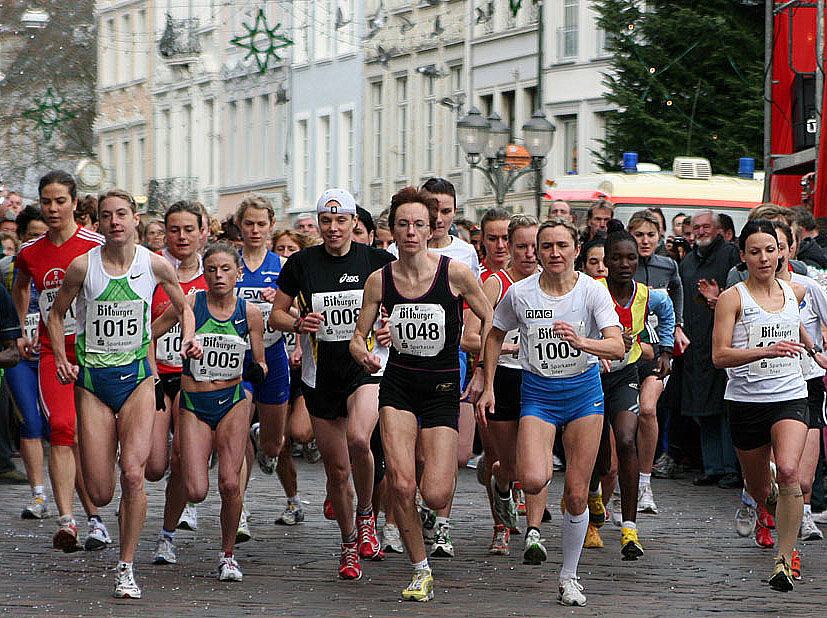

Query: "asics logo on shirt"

xmin=525 ymin=309 xmax=554 ymax=319
xmin=339 ymin=273 xmax=360 ymax=284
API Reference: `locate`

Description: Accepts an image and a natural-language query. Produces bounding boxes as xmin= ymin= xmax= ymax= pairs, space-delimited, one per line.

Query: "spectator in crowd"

xmin=679 ymin=211 xmax=741 ymax=489
xmin=0 ymin=281 xmax=23 ymax=483
xmin=801 ymin=172 xmax=815 ymax=211
xmin=374 ymin=213 xmax=392 ymax=250
xmin=469 ymin=225 xmax=483 ymax=262
xmin=144 ymin=219 xmax=166 ymax=253
xmin=647 ymin=207 xmax=667 ymax=235
xmin=718 ymin=213 xmax=736 ymax=244
xmin=815 ymin=216 xmax=827 ymax=249
xmin=681 ymin=216 xmax=694 ymax=245
xmin=0 ymin=211 xmax=17 ymax=238
xmin=354 ymin=206 xmax=376 ymax=246
xmin=4 ymin=191 xmax=23 ymax=217
xmin=453 ymin=217 xmax=475 ymax=243
xmin=1 ymin=232 xmax=18 ymax=256
xmin=581 ymin=200 xmax=613 ymax=242
xmin=218 ymin=215 xmax=243 ymax=249
xmin=670 ymin=213 xmax=688 ymax=239
xmin=790 ymin=206 xmax=827 ymax=269
xmin=74 ymin=195 xmax=98 ymax=231
xmin=548 ymin=199 xmax=574 ymax=222
xmin=294 ymin=213 xmax=320 ymax=240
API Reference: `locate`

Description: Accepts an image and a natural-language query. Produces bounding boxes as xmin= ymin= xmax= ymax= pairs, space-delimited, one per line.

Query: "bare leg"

xmin=20 ymin=437 xmax=45 ymax=489
xmin=636 ymin=376 xmax=663 ymax=475
xmin=215 ymin=402 xmax=250 ymax=553
xmin=346 ymin=384 xmax=380 ymax=511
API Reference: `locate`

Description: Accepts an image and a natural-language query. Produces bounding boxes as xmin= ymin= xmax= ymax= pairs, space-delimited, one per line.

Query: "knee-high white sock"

xmin=560 ymin=508 xmax=589 ymax=581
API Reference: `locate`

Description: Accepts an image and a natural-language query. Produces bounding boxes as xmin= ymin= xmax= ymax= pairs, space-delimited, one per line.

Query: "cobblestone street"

xmin=2 ymin=457 xmax=826 ymax=617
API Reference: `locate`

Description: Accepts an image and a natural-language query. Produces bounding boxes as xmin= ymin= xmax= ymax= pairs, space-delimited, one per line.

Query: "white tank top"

xmin=75 ymin=245 xmax=157 ymax=365
xmin=791 ymin=273 xmax=827 ymax=380
xmin=725 ymin=280 xmax=807 ymax=402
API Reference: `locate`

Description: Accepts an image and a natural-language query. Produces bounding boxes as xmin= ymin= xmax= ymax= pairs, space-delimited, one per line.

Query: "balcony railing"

xmin=158 ymin=14 xmax=201 ymax=64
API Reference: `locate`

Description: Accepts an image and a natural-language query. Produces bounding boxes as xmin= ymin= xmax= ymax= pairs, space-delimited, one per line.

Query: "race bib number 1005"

xmin=189 ymin=333 xmax=247 ymax=382
xmin=526 ymin=322 xmax=587 ymax=378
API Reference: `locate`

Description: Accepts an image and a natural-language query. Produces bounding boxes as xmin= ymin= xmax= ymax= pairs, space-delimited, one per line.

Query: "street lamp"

xmin=457 ymin=107 xmax=555 ymax=214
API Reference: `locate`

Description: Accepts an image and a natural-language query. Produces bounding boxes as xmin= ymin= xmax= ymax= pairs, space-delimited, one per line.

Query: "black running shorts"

xmin=727 ymin=398 xmax=808 ymax=451
xmin=379 ymin=365 xmax=459 ymax=430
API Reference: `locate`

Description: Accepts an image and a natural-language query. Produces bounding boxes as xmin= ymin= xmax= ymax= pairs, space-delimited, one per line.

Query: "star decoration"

xmin=230 ymin=8 xmax=293 ymax=74
xmin=23 ymin=88 xmax=76 ymax=141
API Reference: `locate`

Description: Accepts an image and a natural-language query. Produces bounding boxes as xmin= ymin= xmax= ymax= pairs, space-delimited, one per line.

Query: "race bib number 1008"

xmin=312 ymin=290 xmax=363 ymax=342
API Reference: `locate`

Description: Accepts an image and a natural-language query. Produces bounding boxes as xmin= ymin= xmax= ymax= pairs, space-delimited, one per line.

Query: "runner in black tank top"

xmin=350 ymin=187 xmax=492 ymax=603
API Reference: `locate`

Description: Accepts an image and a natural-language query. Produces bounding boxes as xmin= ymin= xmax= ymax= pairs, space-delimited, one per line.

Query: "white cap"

xmin=316 ymin=188 xmax=357 ymax=215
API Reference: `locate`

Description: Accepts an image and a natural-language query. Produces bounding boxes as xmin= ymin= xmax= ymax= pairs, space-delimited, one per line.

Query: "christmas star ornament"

xmin=230 ymin=8 xmax=293 ymax=74
xmin=23 ymin=88 xmax=76 ymax=141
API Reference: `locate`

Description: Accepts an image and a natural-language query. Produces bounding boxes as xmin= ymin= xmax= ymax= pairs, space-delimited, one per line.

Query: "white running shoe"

xmin=610 ymin=493 xmax=622 ymax=527
xmin=552 ymin=454 xmax=565 ymax=471
xmin=637 ymin=483 xmax=658 ymax=514
xmin=250 ymin=423 xmax=277 ymax=474
xmin=236 ymin=510 xmax=252 ymax=543
xmin=558 ymin=577 xmax=586 ymax=606
xmin=153 ymin=535 xmax=177 ymax=564
xmin=85 ymin=517 xmax=112 ymax=551
xmin=21 ymin=494 xmax=51 ymax=520
xmin=382 ymin=523 xmax=405 ymax=553
xmin=218 ymin=554 xmax=243 ymax=581
xmin=523 ymin=528 xmax=547 ymax=565
xmin=275 ymin=502 xmax=305 ymax=526
xmin=800 ymin=511 xmax=824 ymax=541
xmin=302 ymin=439 xmax=322 ymax=463
xmin=113 ymin=563 xmax=141 ymax=599
xmin=177 ymin=503 xmax=198 ymax=531
xmin=430 ymin=522 xmax=454 ymax=558
xmin=812 ymin=509 xmax=827 ymax=524
xmin=735 ymin=503 xmax=757 ymax=538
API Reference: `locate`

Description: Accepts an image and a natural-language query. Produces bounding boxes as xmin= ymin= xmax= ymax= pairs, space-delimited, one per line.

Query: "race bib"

xmin=283 ymin=330 xmax=298 ymax=356
xmin=189 ymin=333 xmax=247 ymax=382
xmin=38 ymin=289 xmax=77 ymax=336
xmin=747 ymin=320 xmax=800 ymax=378
xmin=312 ymin=290 xmax=363 ymax=342
xmin=388 ymin=303 xmax=445 ymax=357
xmin=236 ymin=287 xmax=282 ymax=348
xmin=499 ymin=328 xmax=521 ymax=367
xmin=156 ymin=323 xmax=183 ymax=368
xmin=85 ymin=300 xmax=144 ymax=354
xmin=24 ymin=313 xmax=39 ymax=343
xmin=526 ymin=322 xmax=588 ymax=377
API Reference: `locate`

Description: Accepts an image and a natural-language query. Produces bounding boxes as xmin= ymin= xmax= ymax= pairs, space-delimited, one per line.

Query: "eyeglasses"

xmin=394 ymin=220 xmax=428 ymax=230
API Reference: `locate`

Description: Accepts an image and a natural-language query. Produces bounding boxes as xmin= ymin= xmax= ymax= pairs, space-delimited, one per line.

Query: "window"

xmin=245 ymin=98 xmax=254 ymax=181
xmin=120 ymin=13 xmax=132 ymax=82
xmin=105 ymin=18 xmax=115 ymax=86
xmin=294 ymin=1 xmax=309 ymax=63
xmin=162 ymin=109 xmax=172 ymax=178
xmin=260 ymin=95 xmax=271 ymax=178
xmin=502 ymin=90 xmax=516 ymax=141
xmin=561 ymin=115 xmax=578 ymax=174
xmin=452 ymin=66 xmax=462 ymax=92
xmin=318 ymin=115 xmax=331 ymax=194
xmin=425 ymin=76 xmax=436 ymax=171
xmin=205 ymin=99 xmax=214 ymax=185
xmin=480 ymin=94 xmax=494 ymax=119
xmin=339 ymin=110 xmax=354 ymax=190
xmin=315 ymin=0 xmax=334 ymax=59
xmin=397 ymin=77 xmax=408 ymax=177
xmin=137 ymin=137 xmax=145 ymax=191
xmin=105 ymin=143 xmax=115 ymax=182
xmin=452 ymin=67 xmax=464 ymax=168
xmin=121 ymin=140 xmax=132 ymax=190
xmin=372 ymin=82 xmax=383 ymax=178
xmin=227 ymin=103 xmax=237 ymax=183
xmin=183 ymin=104 xmax=192 ymax=179
xmin=295 ymin=119 xmax=310 ymax=205
xmin=338 ymin=0 xmax=357 ymax=55
xmin=135 ymin=10 xmax=148 ymax=78
xmin=558 ymin=0 xmax=579 ymax=59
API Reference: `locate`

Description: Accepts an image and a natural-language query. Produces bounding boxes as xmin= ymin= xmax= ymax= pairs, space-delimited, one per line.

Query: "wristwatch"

xmin=808 ymin=344 xmax=822 ymax=358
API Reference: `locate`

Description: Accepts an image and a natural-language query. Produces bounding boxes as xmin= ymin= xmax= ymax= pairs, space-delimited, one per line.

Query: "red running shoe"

xmin=338 ymin=541 xmax=362 ymax=580
xmin=757 ymin=505 xmax=776 ymax=529
xmin=791 ymin=549 xmax=801 ymax=581
xmin=357 ymin=513 xmax=383 ymax=560
xmin=755 ymin=520 xmax=775 ymax=549
xmin=324 ymin=497 xmax=336 ymax=521
xmin=514 ymin=482 xmax=527 ymax=516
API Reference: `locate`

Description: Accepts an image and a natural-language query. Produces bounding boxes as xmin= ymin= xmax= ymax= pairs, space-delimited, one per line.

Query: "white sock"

xmin=58 ymin=514 xmax=74 ymax=526
xmin=804 ymin=503 xmax=812 ymax=515
xmin=560 ymin=508 xmax=589 ymax=581
xmin=638 ymin=473 xmax=651 ymax=489
xmin=288 ymin=493 xmax=301 ymax=505
xmin=412 ymin=558 xmax=429 ymax=571
xmin=435 ymin=516 xmax=449 ymax=527
xmin=33 ymin=485 xmax=45 ymax=497
xmin=622 ymin=520 xmax=637 ymax=530
xmin=742 ymin=489 xmax=758 ymax=508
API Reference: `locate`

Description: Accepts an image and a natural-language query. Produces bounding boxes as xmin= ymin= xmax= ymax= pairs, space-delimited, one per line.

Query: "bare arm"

xmin=46 ymin=254 xmax=88 ymax=382
xmin=553 ymin=321 xmax=625 ymax=360
xmin=270 ymin=289 xmax=324 ymax=334
xmin=152 ymin=254 xmax=200 ymax=359
xmin=451 ymin=261 xmax=493 ymax=359
xmin=245 ymin=302 xmax=268 ymax=374
xmin=0 ymin=339 xmax=19 ymax=369
xmin=11 ymin=266 xmax=32 ymax=359
xmin=475 ymin=326 xmax=507 ymax=427
xmin=349 ymin=270 xmax=383 ymax=373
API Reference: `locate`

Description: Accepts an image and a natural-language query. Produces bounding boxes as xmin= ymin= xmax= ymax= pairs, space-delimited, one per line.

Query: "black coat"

xmin=678 ymin=236 xmax=740 ymax=417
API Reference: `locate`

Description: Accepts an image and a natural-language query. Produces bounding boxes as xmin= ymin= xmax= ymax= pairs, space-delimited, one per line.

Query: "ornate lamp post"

xmin=457 ymin=107 xmax=555 ymax=213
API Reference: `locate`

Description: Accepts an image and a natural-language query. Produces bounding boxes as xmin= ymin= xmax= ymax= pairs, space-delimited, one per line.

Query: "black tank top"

xmin=381 ymin=254 xmax=463 ymax=372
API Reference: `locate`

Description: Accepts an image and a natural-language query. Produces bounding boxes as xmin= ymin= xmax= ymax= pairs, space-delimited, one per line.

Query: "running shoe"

xmin=275 ymin=502 xmax=305 ymax=526
xmin=177 ymin=503 xmax=198 ymax=531
xmin=755 ymin=519 xmax=775 ymax=549
xmin=323 ymin=497 xmax=336 ymax=521
xmin=338 ymin=541 xmax=362 ymax=580
xmin=768 ymin=556 xmax=794 ymax=592
xmin=430 ymin=522 xmax=454 ymax=557
xmin=558 ymin=577 xmax=586 ymax=606
xmin=542 ymin=507 xmax=553 ymax=523
xmin=382 ymin=523 xmax=405 ymax=553
xmin=765 ymin=462 xmax=779 ymax=518
xmin=621 ymin=527 xmax=644 ymax=560
xmin=401 ymin=568 xmax=434 ymax=602
xmin=791 ymin=549 xmax=801 ymax=581
xmin=466 ymin=453 xmax=483 ymax=470
xmin=475 ymin=453 xmax=487 ymax=485
xmin=583 ymin=523 xmax=603 ymax=548
xmin=735 ymin=503 xmax=757 ymax=538
xmin=218 ymin=554 xmax=243 ymax=581
xmin=236 ymin=510 xmax=252 ymax=543
xmin=637 ymin=484 xmax=658 ymax=514
xmin=21 ymin=494 xmax=51 ymax=520
xmin=490 ymin=477 xmax=519 ymax=530
xmin=357 ymin=512 xmax=383 ymax=560
xmin=523 ymin=528 xmax=547 ymax=565
xmin=250 ymin=423 xmax=276 ymax=475
xmin=553 ymin=454 xmax=565 ymax=471
xmin=53 ymin=519 xmax=82 ymax=553
xmin=85 ymin=517 xmax=112 ymax=551
xmin=420 ymin=506 xmax=436 ymax=544
xmin=153 ymin=535 xmax=177 ymax=565
xmin=588 ymin=490 xmax=606 ymax=527
xmin=757 ymin=504 xmax=776 ymax=530
xmin=652 ymin=453 xmax=678 ymax=479
xmin=799 ymin=511 xmax=823 ymax=541
xmin=302 ymin=439 xmax=322 ymax=464
xmin=489 ymin=524 xmax=510 ymax=555
xmin=113 ymin=563 xmax=141 ymax=599
xmin=291 ymin=441 xmax=303 ymax=457
xmin=610 ymin=493 xmax=622 ymax=527
xmin=812 ymin=509 xmax=827 ymax=524
xmin=514 ymin=482 xmax=527 ymax=516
